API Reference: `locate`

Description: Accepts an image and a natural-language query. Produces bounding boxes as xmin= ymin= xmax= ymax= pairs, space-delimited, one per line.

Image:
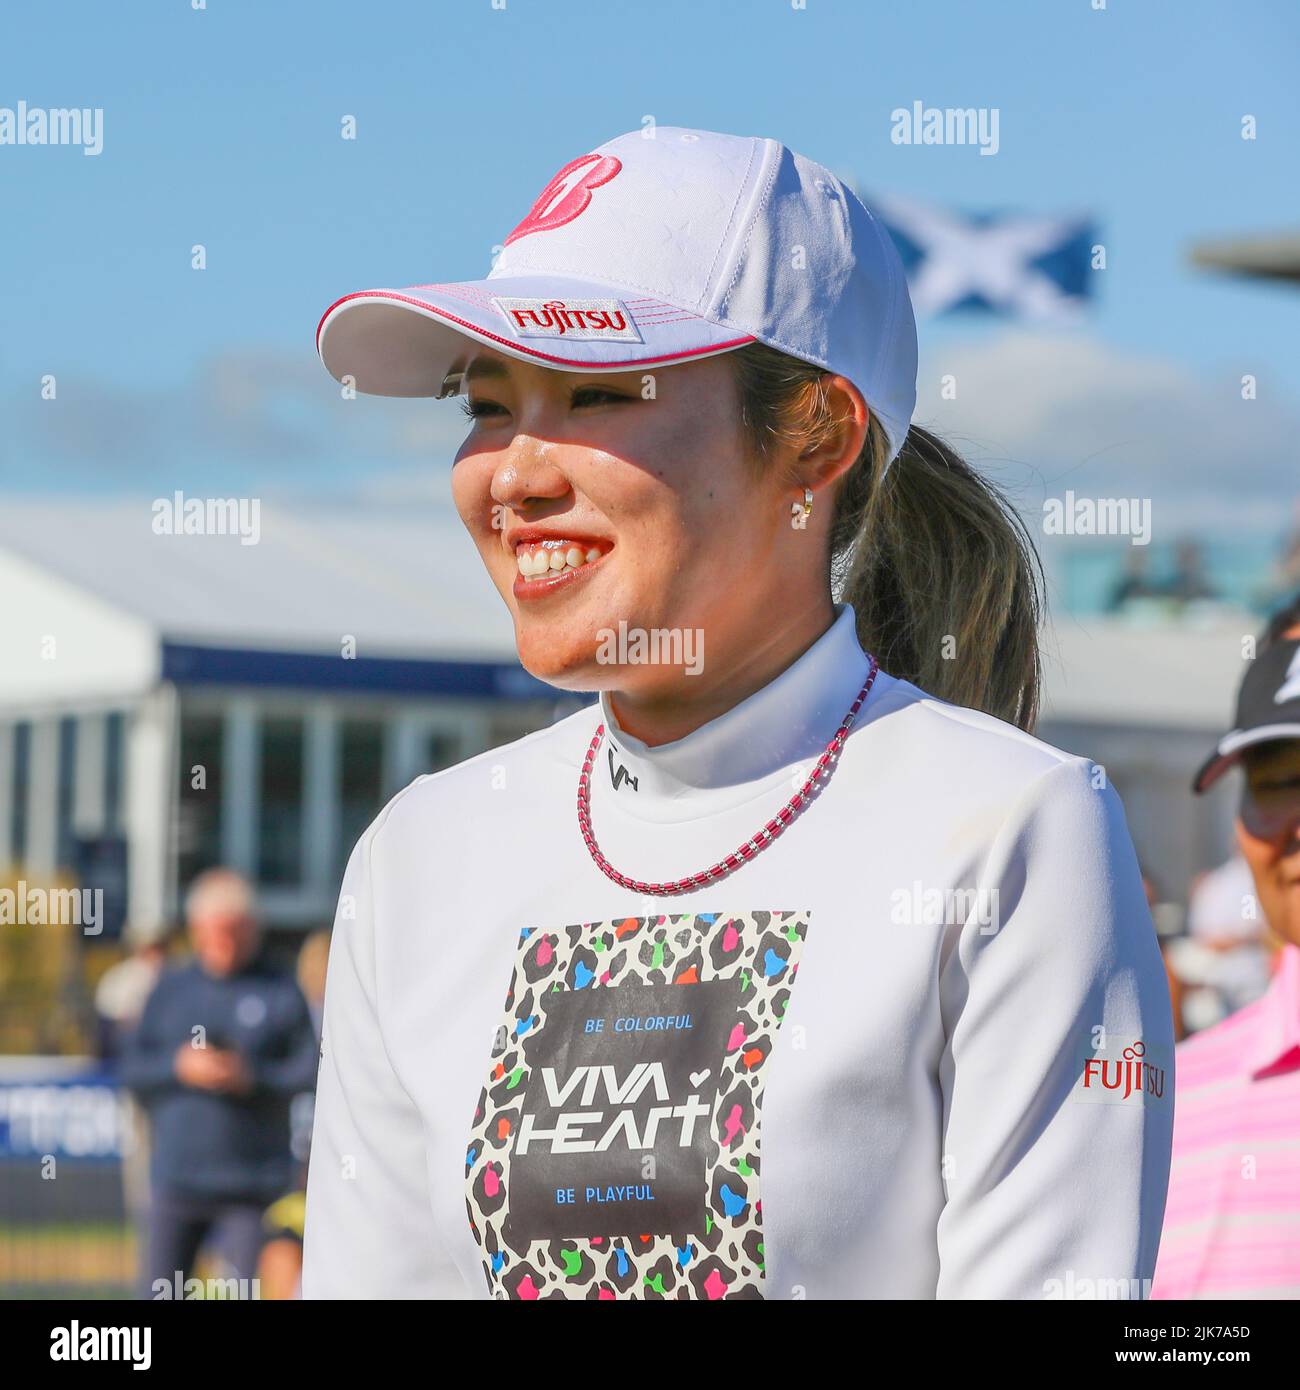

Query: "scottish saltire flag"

xmin=863 ymin=191 xmax=1097 ymax=322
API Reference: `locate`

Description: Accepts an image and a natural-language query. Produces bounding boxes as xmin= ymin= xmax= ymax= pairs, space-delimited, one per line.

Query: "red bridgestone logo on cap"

xmin=504 ymin=153 xmax=622 ymax=246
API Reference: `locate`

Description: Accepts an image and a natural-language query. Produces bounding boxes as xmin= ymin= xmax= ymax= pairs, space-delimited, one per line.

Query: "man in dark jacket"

xmin=121 ymin=868 xmax=319 ymax=1298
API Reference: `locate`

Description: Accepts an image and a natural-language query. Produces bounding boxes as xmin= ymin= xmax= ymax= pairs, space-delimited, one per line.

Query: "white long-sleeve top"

xmin=302 ymin=602 xmax=1174 ymax=1300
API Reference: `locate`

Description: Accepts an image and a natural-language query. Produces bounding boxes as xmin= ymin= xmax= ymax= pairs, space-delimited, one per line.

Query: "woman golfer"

xmin=303 ymin=126 xmax=1173 ymax=1300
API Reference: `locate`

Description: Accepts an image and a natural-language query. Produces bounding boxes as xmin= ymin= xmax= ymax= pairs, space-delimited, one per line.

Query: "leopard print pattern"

xmin=464 ymin=909 xmax=811 ymax=1299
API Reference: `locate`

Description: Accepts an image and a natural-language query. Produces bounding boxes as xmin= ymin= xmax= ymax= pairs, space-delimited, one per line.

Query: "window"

xmin=336 ymin=719 xmax=384 ymax=885
xmin=488 ymin=709 xmax=550 ymax=750
xmin=11 ymin=722 xmax=30 ymax=864
xmin=177 ymin=714 xmax=223 ymax=892
xmin=427 ymin=729 xmax=458 ymax=774
xmin=104 ymin=712 xmax=124 ymax=835
xmin=56 ymin=717 xmax=76 ymax=868
xmin=258 ymin=716 xmax=305 ymax=887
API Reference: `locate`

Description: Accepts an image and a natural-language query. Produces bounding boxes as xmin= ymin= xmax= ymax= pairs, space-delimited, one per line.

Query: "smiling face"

xmin=1235 ymin=739 xmax=1300 ymax=949
xmin=449 ymin=348 xmax=839 ymax=718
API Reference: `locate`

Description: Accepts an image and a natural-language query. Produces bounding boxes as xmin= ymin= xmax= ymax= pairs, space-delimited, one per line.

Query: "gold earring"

xmin=800 ymin=487 xmax=813 ymax=519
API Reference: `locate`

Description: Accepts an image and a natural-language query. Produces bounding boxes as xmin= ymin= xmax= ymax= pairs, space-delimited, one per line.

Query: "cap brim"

xmin=316 ymin=273 xmax=755 ymax=396
xmin=1192 ymin=722 xmax=1300 ymax=793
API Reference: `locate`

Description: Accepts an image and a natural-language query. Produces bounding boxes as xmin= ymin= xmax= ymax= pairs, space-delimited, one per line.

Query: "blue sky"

xmin=4 ymin=0 xmax=1299 ymax=531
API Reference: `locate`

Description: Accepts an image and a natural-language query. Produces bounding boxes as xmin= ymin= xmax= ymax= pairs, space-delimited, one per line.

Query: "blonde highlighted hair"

xmin=730 ymin=340 xmax=1045 ymax=730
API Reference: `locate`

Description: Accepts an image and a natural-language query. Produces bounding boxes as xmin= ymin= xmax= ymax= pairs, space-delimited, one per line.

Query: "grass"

xmin=0 ymin=1223 xmax=134 ymax=1298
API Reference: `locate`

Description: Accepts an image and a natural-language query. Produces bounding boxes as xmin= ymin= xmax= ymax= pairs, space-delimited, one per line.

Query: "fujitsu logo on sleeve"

xmin=1074 ymin=1038 xmax=1169 ymax=1107
xmin=493 ymin=297 xmax=643 ymax=343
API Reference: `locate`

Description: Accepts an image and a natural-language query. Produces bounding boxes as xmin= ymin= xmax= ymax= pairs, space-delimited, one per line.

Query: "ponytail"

xmin=731 ymin=342 xmax=1045 ymax=730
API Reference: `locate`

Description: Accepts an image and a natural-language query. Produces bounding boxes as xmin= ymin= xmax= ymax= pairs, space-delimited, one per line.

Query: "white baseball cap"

xmin=316 ymin=125 xmax=918 ymax=462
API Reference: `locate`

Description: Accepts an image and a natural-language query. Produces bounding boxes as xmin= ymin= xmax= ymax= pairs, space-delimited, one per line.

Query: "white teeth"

xmin=514 ymin=540 xmax=607 ymax=581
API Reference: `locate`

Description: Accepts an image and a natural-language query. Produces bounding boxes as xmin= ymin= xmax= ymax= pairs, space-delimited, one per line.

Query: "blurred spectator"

xmin=1142 ymin=872 xmax=1187 ymax=1044
xmin=1105 ymin=537 xmax=1222 ymax=619
xmin=1164 ymin=537 xmax=1219 ymax=605
xmin=1152 ymin=599 xmax=1300 ymax=1299
xmin=256 ymin=1187 xmax=307 ymax=1300
xmin=95 ymin=937 xmax=168 ymax=1061
xmin=251 ymin=927 xmax=333 ymax=1301
xmin=1107 ymin=548 xmax=1162 ymax=613
xmin=1166 ymin=855 xmax=1272 ymax=1031
xmin=296 ymin=929 xmax=330 ymax=1043
xmin=120 ymin=868 xmax=318 ymax=1299
xmin=287 ymin=928 xmax=330 ymax=1167
xmin=95 ymin=933 xmax=168 ymax=1242
xmin=1253 ymin=514 xmax=1300 ymax=613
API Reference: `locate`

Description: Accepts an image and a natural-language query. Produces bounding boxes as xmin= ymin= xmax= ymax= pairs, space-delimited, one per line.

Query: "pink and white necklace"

xmin=577 ymin=654 xmax=880 ymax=896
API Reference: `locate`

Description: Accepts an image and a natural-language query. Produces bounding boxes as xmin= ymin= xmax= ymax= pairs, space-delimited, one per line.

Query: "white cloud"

xmin=3 ymin=347 xmax=470 ymax=494
xmin=915 ymin=330 xmax=1299 ymax=532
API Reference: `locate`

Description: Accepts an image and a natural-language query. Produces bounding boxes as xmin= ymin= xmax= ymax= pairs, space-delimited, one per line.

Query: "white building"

xmin=0 ymin=500 xmax=579 ymax=935
xmin=1038 ymin=607 xmax=1253 ymax=907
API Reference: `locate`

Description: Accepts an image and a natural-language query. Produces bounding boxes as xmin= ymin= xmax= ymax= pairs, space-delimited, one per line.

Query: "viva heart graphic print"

xmin=464 ymin=909 xmax=810 ymax=1299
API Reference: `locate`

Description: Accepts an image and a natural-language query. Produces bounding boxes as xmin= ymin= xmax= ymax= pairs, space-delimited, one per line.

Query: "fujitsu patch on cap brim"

xmin=315 ymin=273 xmax=755 ymax=396
xmin=1192 ymin=722 xmax=1300 ymax=793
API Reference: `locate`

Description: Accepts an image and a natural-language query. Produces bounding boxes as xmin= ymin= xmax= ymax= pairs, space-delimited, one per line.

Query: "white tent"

xmin=0 ymin=498 xmax=561 ymax=932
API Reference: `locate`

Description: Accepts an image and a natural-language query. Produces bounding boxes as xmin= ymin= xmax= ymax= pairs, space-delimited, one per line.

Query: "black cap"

xmin=1193 ymin=632 xmax=1300 ymax=793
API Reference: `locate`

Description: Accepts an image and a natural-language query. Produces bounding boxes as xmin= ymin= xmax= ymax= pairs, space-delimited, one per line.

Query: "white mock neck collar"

xmin=591 ymin=603 xmax=872 ymax=824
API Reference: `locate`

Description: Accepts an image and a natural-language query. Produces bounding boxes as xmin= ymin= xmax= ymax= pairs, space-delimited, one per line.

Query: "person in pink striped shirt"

xmin=1152 ymin=597 xmax=1300 ymax=1299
